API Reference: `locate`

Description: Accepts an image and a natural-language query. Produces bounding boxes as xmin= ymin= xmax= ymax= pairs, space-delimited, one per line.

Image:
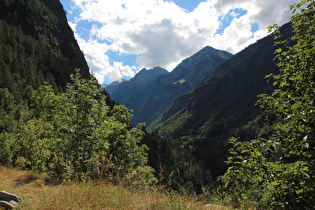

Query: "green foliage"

xmin=258 ymin=0 xmax=315 ymax=207
xmin=150 ymin=15 xmax=285 ymax=179
xmin=1 ymin=70 xmax=149 ymax=181
xmin=0 ymin=0 xmax=151 ymax=187
xmin=222 ymin=1 xmax=315 ymax=208
xmin=0 ymin=132 xmax=15 ymax=164
xmin=220 ymin=138 xmax=279 ymax=208
xmin=0 ymin=0 xmax=90 ymax=133
xmin=141 ymin=131 xmax=213 ymax=194
xmin=11 ymin=119 xmax=56 ymax=174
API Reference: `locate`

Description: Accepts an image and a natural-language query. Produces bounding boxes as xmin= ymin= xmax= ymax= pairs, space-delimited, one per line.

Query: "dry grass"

xmin=0 ymin=166 xmax=228 ymax=209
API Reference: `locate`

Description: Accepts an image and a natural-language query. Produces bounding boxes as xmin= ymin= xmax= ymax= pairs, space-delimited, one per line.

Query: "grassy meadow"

xmin=0 ymin=166 xmax=228 ymax=209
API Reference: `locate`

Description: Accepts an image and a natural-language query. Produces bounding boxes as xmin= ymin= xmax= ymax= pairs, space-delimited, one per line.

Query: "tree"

xmin=57 ymin=70 xmax=148 ymax=172
xmin=3 ymin=70 xmax=149 ymax=180
xmin=222 ymin=0 xmax=315 ymax=208
xmin=257 ymin=0 xmax=315 ymax=207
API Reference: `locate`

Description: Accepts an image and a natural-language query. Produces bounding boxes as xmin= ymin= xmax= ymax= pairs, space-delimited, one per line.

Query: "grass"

xmin=0 ymin=166 xmax=228 ymax=209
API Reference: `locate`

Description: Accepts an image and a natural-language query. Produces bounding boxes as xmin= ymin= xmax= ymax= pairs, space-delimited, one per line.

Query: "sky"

xmin=59 ymin=0 xmax=300 ymax=85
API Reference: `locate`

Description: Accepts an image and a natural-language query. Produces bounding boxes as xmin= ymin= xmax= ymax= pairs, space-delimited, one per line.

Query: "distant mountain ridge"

xmin=168 ymin=46 xmax=233 ymax=87
xmin=106 ymin=67 xmax=168 ymax=98
xmin=106 ymin=46 xmax=233 ymax=126
xmin=133 ymin=67 xmax=169 ymax=86
xmin=149 ymin=22 xmax=293 ymax=177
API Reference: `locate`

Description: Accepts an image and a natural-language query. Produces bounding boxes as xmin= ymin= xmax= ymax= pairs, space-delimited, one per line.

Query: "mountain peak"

xmin=107 ymin=46 xmax=232 ymax=126
xmin=133 ymin=66 xmax=168 ymax=81
xmin=105 ymin=66 xmax=168 ymax=96
xmin=168 ymin=46 xmax=233 ymax=87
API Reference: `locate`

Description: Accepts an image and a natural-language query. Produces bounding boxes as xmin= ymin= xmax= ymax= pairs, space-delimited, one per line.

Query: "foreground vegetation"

xmin=220 ymin=1 xmax=315 ymax=208
xmin=0 ymin=68 xmax=212 ymax=194
xmin=0 ymin=0 xmax=314 ymax=209
xmin=0 ymin=0 xmax=213 ymax=192
xmin=1 ymin=69 xmax=149 ymax=182
xmin=0 ymin=166 xmax=225 ymax=209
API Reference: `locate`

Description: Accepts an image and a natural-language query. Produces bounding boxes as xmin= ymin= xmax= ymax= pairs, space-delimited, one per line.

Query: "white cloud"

xmin=77 ymin=37 xmax=137 ymax=82
xmin=69 ymin=0 xmax=300 ymax=84
xmin=213 ymin=0 xmax=298 ymax=29
xmin=210 ymin=17 xmax=253 ymax=53
xmin=68 ymin=21 xmax=77 ymax=32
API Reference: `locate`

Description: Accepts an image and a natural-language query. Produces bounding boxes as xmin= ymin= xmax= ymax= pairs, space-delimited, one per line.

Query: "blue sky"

xmin=59 ymin=0 xmax=300 ymax=84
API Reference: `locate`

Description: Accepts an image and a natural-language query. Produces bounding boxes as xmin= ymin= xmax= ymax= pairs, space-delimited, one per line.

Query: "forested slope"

xmin=0 ymin=0 xmax=212 ymax=194
xmin=0 ymin=0 xmax=89 ymax=102
xmin=0 ymin=0 xmax=149 ymax=184
xmin=150 ymin=22 xmax=293 ymax=177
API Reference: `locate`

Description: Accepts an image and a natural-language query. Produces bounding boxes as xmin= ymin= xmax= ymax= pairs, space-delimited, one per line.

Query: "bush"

xmin=0 ymin=70 xmax=150 ymax=181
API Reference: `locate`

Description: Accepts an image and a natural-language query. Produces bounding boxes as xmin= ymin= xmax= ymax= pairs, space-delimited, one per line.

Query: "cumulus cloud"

xmin=77 ymin=37 xmax=137 ymax=83
xmin=68 ymin=0 xmax=300 ymax=84
xmin=128 ymin=19 xmax=208 ymax=70
xmin=216 ymin=0 xmax=298 ymax=29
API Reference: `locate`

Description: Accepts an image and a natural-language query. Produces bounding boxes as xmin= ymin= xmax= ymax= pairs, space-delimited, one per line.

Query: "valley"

xmin=0 ymin=0 xmax=314 ymax=209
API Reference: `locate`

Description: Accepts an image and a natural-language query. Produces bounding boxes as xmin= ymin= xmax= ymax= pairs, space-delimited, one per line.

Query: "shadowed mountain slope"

xmin=149 ymin=22 xmax=293 ymax=177
xmin=0 ymin=0 xmax=89 ymax=100
xmin=106 ymin=46 xmax=232 ymax=126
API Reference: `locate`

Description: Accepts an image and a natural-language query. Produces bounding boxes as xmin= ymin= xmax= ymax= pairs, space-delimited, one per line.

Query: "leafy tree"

xmin=222 ymin=0 xmax=315 ymax=208
xmin=258 ymin=0 xmax=315 ymax=207
xmin=220 ymin=137 xmax=280 ymax=208
xmin=2 ymin=70 xmax=148 ymax=180
xmin=57 ymin=71 xmax=147 ymax=171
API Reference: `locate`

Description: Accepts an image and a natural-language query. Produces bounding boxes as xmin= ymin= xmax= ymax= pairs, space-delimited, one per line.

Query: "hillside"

xmin=0 ymin=0 xmax=94 ymax=134
xmin=0 ymin=0 xmax=312 ymax=207
xmin=0 ymin=0 xmax=213 ymax=196
xmin=0 ymin=0 xmax=89 ymax=100
xmin=107 ymin=46 xmax=232 ymax=126
xmin=149 ymin=22 xmax=293 ymax=177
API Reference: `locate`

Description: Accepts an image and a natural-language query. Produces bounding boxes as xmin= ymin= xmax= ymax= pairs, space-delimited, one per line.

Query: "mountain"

xmin=0 ymin=0 xmax=95 ymax=133
xmin=166 ymin=46 xmax=233 ymax=88
xmin=0 ymin=1 xmax=213 ymax=193
xmin=149 ymin=22 xmax=293 ymax=177
xmin=107 ymin=46 xmax=232 ymax=126
xmin=0 ymin=0 xmax=89 ymax=101
xmin=106 ymin=67 xmax=168 ymax=98
xmin=104 ymin=78 xmax=127 ymax=94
